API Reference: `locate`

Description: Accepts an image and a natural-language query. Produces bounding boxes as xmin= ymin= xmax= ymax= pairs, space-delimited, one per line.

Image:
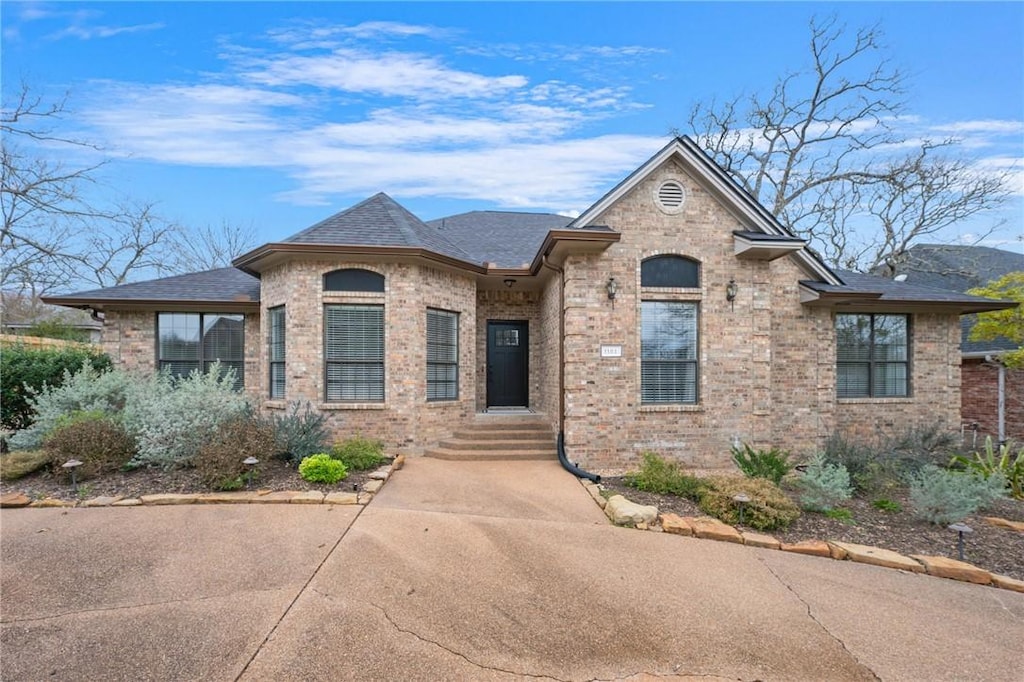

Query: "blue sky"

xmin=3 ymin=1 xmax=1022 ymax=253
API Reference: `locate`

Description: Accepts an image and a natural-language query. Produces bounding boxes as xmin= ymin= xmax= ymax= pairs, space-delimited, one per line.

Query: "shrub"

xmin=697 ymin=476 xmax=800 ymax=531
xmin=796 ymin=452 xmax=852 ymax=512
xmin=909 ymin=465 xmax=1007 ymax=525
xmin=331 ymin=435 xmax=386 ymax=471
xmin=1 ymin=344 xmax=112 ymax=431
xmin=122 ymin=364 xmax=250 ymax=469
xmin=950 ymin=436 xmax=1024 ymax=500
xmin=298 ymin=453 xmax=348 ymax=484
xmin=271 ymin=402 xmax=328 ymax=464
xmin=195 ymin=416 xmax=278 ymax=490
xmin=0 ymin=450 xmax=52 ymax=481
xmin=731 ymin=443 xmax=793 ymax=484
xmin=43 ymin=412 xmax=136 ymax=480
xmin=823 ymin=422 xmax=959 ymax=496
xmin=8 ymin=361 xmax=127 ymax=450
xmin=624 ymin=451 xmax=707 ymax=500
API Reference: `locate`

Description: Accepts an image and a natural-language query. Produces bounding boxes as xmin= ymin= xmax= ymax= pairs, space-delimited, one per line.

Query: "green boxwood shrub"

xmin=1 ymin=344 xmax=111 ymax=431
xmin=43 ymin=411 xmax=136 ymax=480
xmin=698 ymin=476 xmax=801 ymax=531
xmin=298 ymin=453 xmax=348 ymax=484
xmin=331 ymin=435 xmax=385 ymax=471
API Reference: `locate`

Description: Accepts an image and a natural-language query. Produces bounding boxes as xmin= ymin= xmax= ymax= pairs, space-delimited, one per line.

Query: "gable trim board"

xmin=40 ymin=136 xmax=1019 ymax=471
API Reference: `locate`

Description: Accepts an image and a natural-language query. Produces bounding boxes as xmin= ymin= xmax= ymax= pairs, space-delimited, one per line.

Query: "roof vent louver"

xmin=655 ymin=180 xmax=686 ymax=214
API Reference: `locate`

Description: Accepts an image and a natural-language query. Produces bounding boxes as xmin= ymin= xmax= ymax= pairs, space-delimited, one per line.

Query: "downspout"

xmin=542 ymin=255 xmax=601 ymax=483
xmin=985 ymin=354 xmax=1007 ymax=445
xmin=998 ymin=362 xmax=1006 ymax=445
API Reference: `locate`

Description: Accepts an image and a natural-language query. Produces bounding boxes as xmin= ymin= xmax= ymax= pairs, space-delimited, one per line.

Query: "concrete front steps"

xmin=424 ymin=414 xmax=556 ymax=461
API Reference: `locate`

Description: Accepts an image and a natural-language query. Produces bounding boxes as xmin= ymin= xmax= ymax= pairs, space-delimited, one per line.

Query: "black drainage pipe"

xmin=557 ymin=431 xmax=601 ymax=483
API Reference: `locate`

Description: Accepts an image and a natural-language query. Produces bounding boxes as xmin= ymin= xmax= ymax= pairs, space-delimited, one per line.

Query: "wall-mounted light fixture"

xmin=606 ymin=276 xmax=618 ymax=301
xmin=726 ymin=278 xmax=738 ymax=302
xmin=503 ymin=278 xmax=516 ymax=288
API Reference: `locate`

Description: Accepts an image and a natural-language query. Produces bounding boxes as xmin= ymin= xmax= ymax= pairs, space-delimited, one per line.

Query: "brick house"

xmin=43 ymin=138 xmax=1015 ymax=472
xmin=884 ymin=244 xmax=1024 ymax=445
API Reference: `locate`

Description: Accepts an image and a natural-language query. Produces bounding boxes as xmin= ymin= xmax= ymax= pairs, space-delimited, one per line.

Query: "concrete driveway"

xmin=2 ymin=459 xmax=1022 ymax=681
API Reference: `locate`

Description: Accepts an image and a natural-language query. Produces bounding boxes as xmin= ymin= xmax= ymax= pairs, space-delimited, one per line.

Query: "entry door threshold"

xmin=483 ymin=407 xmax=534 ymax=414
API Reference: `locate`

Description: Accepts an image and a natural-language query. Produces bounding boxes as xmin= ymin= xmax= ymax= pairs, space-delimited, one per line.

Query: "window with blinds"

xmin=641 ymin=301 xmax=698 ymax=404
xmin=269 ymin=306 xmax=286 ymax=399
xmin=325 ymin=304 xmax=384 ymax=401
xmin=426 ymin=308 xmax=458 ymax=401
xmin=157 ymin=312 xmax=245 ymax=390
xmin=836 ymin=314 xmax=909 ymax=398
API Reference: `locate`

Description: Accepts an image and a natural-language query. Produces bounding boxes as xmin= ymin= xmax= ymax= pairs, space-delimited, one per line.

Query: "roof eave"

xmin=233 ymin=242 xmax=487 ymax=276
xmin=799 ymin=285 xmax=1018 ymax=314
xmin=529 ymin=229 xmax=621 ymax=272
xmin=41 ymin=297 xmax=259 ymax=312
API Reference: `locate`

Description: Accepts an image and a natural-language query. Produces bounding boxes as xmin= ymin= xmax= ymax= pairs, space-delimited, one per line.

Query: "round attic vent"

xmin=655 ymin=180 xmax=686 ymax=214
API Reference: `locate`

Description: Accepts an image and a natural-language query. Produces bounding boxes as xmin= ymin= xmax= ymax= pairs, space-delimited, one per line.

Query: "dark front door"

xmin=487 ymin=320 xmax=529 ymax=407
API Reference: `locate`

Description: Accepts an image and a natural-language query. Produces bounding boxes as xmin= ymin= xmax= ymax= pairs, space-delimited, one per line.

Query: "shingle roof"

xmin=885 ymin=244 xmax=1023 ymax=354
xmin=893 ymin=244 xmax=1024 ymax=292
xmin=285 ymin=192 xmax=474 ymax=262
xmin=425 ymin=210 xmax=573 ymax=268
xmin=43 ymin=267 xmax=260 ymax=305
xmin=801 ymin=269 xmax=1017 ymax=311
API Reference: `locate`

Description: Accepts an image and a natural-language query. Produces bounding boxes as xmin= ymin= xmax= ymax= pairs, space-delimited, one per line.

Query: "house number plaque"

xmin=600 ymin=345 xmax=623 ymax=358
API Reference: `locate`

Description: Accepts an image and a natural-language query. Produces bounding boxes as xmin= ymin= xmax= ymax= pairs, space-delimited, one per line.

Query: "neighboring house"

xmin=886 ymin=244 xmax=1024 ymax=444
xmin=42 ymin=138 xmax=1015 ymax=472
xmin=0 ymin=293 xmax=103 ymax=343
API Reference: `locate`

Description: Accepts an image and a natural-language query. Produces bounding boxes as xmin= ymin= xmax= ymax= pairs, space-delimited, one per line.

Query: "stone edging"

xmin=0 ymin=456 xmax=405 ymax=510
xmin=580 ymin=480 xmax=1024 ymax=595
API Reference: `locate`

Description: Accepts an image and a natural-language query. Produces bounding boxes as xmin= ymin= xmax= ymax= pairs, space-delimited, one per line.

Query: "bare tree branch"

xmin=685 ymin=15 xmax=1010 ymax=271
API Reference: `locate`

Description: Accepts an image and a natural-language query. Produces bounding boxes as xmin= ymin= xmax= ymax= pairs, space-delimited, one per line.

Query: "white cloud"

xmin=929 ymin=120 xmax=1024 ymax=136
xmin=47 ymin=21 xmax=164 ymax=41
xmin=239 ymin=48 xmax=528 ymax=99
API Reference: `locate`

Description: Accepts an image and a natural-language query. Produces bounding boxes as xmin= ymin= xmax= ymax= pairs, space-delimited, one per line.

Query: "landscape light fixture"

xmin=733 ymin=493 xmax=751 ymax=526
xmin=62 ymin=459 xmax=83 ymax=489
xmin=243 ymin=456 xmax=259 ymax=489
xmin=948 ymin=522 xmax=973 ymax=561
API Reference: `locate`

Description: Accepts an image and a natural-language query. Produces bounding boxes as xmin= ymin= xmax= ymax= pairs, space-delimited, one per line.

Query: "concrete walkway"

xmin=2 ymin=459 xmax=1022 ymax=681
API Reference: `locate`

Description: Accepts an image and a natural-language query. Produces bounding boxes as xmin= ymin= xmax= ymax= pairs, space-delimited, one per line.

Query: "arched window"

xmin=323 ymin=268 xmax=385 ymax=292
xmin=641 ymin=255 xmax=700 ymax=288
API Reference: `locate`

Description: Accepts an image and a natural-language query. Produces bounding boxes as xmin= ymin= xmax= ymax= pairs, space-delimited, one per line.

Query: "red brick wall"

xmin=961 ymin=359 xmax=1024 ymax=443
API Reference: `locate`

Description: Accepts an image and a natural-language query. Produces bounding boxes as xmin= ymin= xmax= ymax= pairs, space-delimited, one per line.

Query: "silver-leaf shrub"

xmin=909 ymin=465 xmax=1007 ymax=525
xmin=123 ymin=364 xmax=250 ymax=469
xmin=797 ymin=452 xmax=853 ymax=512
xmin=9 ymin=362 xmax=133 ymax=450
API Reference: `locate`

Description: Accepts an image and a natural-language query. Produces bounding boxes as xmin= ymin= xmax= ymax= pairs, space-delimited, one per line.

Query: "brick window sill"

xmin=264 ymin=400 xmax=288 ymax=410
xmin=837 ymin=397 xmax=914 ymax=405
xmin=426 ymin=399 xmax=461 ymax=408
xmin=318 ymin=402 xmax=387 ymax=411
xmin=639 ymin=404 xmax=703 ymax=413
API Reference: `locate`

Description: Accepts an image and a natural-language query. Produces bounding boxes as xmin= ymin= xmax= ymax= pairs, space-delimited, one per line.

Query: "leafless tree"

xmin=684 ymin=16 xmax=1011 ymax=271
xmin=167 ymin=220 xmax=259 ymax=273
xmin=2 ymin=83 xmax=256 ymax=295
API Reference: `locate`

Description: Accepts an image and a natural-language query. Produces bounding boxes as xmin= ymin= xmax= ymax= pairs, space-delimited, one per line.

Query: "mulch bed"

xmin=601 ymin=477 xmax=1024 ymax=582
xmin=0 ymin=457 xmax=387 ymax=501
